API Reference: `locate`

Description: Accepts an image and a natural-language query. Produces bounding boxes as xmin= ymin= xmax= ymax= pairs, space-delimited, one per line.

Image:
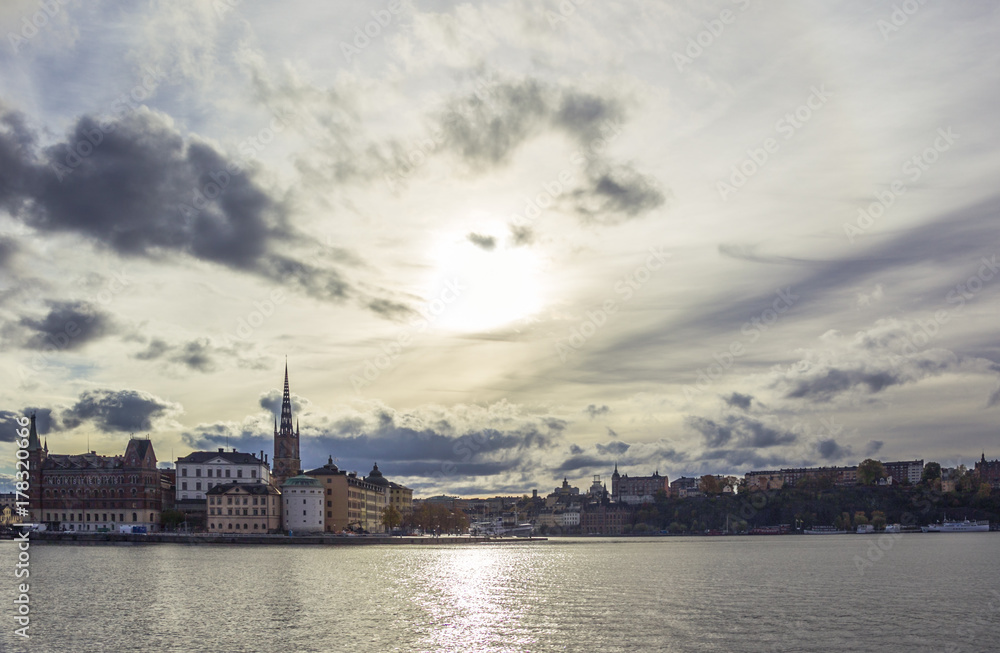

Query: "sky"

xmin=1 ymin=0 xmax=999 ymax=497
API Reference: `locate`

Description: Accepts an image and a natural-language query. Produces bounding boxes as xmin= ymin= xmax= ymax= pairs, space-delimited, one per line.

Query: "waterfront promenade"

xmin=26 ymin=531 xmax=547 ymax=546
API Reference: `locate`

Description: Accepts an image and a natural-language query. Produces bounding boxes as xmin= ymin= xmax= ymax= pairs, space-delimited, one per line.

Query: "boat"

xmin=804 ymin=526 xmax=847 ymax=535
xmin=856 ymin=524 xmax=874 ymax=534
xmin=884 ymin=524 xmax=901 ymax=533
xmin=922 ymin=518 xmax=989 ymax=533
xmin=470 ymin=518 xmax=534 ymax=537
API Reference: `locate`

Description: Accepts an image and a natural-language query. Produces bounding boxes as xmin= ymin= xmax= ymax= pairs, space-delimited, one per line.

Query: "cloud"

xmin=132 ymin=336 xmax=268 ymax=373
xmin=865 ymin=440 xmax=884 ymax=456
xmin=569 ymin=444 xmax=583 ymax=455
xmin=596 ymin=440 xmax=629 ymax=456
xmin=508 ymin=223 xmax=535 ymax=247
xmin=467 ymin=232 xmax=496 ymax=251
xmin=723 ymin=392 xmax=753 ymax=410
xmin=568 ymin=163 xmax=668 ymax=225
xmin=61 ymin=388 xmax=183 ymax=433
xmin=585 ymin=404 xmax=610 ymax=419
xmin=686 ymin=413 xmax=798 ymax=449
xmin=816 ymin=438 xmax=853 ymax=462
xmin=0 ymin=105 xmax=411 ymax=315
xmin=15 ymin=300 xmax=119 ymax=350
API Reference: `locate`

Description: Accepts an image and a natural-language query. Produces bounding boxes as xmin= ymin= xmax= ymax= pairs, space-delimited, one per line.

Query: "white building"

xmin=282 ymin=474 xmax=324 ymax=534
xmin=175 ymin=449 xmax=271 ymax=501
xmin=557 ymin=510 xmax=581 ymax=528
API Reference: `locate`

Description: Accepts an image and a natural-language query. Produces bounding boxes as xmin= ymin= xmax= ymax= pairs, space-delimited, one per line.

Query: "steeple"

xmin=272 ymin=361 xmax=301 ymax=486
xmin=26 ymin=412 xmax=41 ymax=451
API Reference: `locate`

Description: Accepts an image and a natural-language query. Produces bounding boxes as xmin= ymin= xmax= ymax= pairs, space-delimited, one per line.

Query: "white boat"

xmin=856 ymin=524 xmax=874 ymax=534
xmin=470 ymin=518 xmax=534 ymax=537
xmin=923 ymin=518 xmax=989 ymax=533
xmin=884 ymin=524 xmax=901 ymax=533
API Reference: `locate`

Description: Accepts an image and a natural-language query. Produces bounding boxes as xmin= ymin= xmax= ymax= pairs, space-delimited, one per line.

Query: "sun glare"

xmin=424 ymin=229 xmax=544 ymax=333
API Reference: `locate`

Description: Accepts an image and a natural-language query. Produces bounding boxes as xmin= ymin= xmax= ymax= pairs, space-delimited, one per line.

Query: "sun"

xmin=424 ymin=229 xmax=544 ymax=333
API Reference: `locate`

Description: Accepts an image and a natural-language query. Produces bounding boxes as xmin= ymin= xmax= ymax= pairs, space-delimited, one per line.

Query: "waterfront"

xmin=1 ymin=535 xmax=998 ymax=652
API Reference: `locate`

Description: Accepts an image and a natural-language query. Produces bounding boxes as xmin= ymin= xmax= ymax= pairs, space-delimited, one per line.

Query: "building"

xmin=303 ymin=458 xmax=390 ymax=533
xmin=272 ymin=363 xmax=301 ymax=486
xmin=975 ymin=453 xmax=1000 ymax=489
xmin=175 ymin=449 xmax=271 ymax=501
xmin=281 ymin=474 xmax=324 ymax=533
xmin=745 ymin=465 xmax=859 ymax=490
xmin=580 ymin=503 xmax=630 ymax=535
xmin=24 ymin=414 xmax=162 ymax=532
xmin=670 ymin=476 xmax=702 ymax=498
xmin=388 ymin=481 xmax=413 ymax=515
xmin=206 ymin=482 xmax=281 ymax=533
xmin=883 ymin=460 xmax=923 ymax=485
xmin=612 ymin=465 xmax=669 ymax=504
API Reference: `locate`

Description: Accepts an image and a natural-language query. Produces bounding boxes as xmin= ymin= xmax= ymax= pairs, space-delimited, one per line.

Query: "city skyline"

xmin=3 ymin=2 xmax=1000 ymax=497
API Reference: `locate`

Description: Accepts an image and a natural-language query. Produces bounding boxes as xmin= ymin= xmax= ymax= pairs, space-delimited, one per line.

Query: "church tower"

xmin=272 ymin=362 xmax=301 ymax=486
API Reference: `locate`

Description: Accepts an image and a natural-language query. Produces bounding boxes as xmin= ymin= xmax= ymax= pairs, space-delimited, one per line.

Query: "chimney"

xmin=218 ymin=448 xmax=224 ymax=453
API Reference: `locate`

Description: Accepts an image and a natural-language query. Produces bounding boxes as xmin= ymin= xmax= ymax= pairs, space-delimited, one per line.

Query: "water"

xmin=1 ymin=535 xmax=998 ymax=652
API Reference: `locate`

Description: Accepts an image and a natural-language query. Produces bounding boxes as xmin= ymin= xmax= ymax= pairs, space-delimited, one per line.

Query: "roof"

xmin=205 ymin=482 xmax=280 ymax=496
xmin=281 ymin=474 xmax=322 ymax=487
xmin=177 ymin=450 xmax=266 ymax=465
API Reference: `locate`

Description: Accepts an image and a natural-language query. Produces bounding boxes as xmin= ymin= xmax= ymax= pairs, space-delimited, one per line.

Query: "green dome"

xmin=282 ymin=474 xmax=322 ymax=487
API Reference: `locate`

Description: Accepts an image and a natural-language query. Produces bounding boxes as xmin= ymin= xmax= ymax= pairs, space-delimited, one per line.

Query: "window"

xmin=195 ymin=482 xmax=201 ymax=491
xmin=237 ymin=470 xmax=243 ymax=478
xmin=181 ymin=468 xmax=187 ymax=477
xmin=253 ymin=498 xmax=258 ymax=506
xmin=207 ymin=469 xmax=213 ymax=478
xmin=327 ymin=489 xmax=331 ymax=495
xmin=242 ymin=509 xmax=248 ymax=516
xmin=120 ymin=514 xmax=124 ymax=522
xmin=253 ymin=523 xmax=259 ymax=529
xmin=182 ymin=482 xmax=188 ymax=491
xmin=132 ymin=513 xmax=137 ymax=522
xmin=251 ymin=470 xmax=256 ymax=479
xmin=303 ymin=510 xmax=306 ymax=516
xmin=327 ymin=511 xmax=331 ymax=518
xmin=225 ymin=469 xmax=231 ymax=478
xmin=303 ymin=499 xmax=306 ymax=504
xmin=196 ymin=468 xmax=201 ymax=477
xmin=326 ymin=501 xmax=331 ymax=507
xmin=243 ymin=523 xmax=248 ymax=530
xmin=228 ymin=509 xmax=232 ymax=516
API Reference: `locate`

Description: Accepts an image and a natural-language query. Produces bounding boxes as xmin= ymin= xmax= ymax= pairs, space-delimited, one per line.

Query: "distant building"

xmin=175 ymin=449 xmax=271 ymax=501
xmin=282 ymin=474 xmax=324 ymax=534
xmin=612 ymin=465 xmax=669 ymax=504
xmin=304 ymin=458 xmax=390 ymax=533
xmin=24 ymin=414 xmax=163 ymax=532
xmin=744 ymin=470 xmax=784 ymax=491
xmin=883 ymin=460 xmax=923 ymax=485
xmin=670 ymin=476 xmax=702 ymax=498
xmin=975 ymin=453 xmax=1000 ymax=489
xmin=206 ymin=482 xmax=281 ymax=534
xmin=745 ymin=465 xmax=859 ymax=490
xmin=580 ymin=504 xmax=630 ymax=535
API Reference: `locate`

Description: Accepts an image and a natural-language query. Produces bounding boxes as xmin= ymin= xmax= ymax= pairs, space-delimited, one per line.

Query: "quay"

xmin=24 ymin=532 xmax=548 ymax=546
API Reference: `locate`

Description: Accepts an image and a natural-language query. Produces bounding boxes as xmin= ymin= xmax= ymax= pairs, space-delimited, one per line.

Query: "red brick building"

xmin=25 ymin=414 xmax=163 ymax=532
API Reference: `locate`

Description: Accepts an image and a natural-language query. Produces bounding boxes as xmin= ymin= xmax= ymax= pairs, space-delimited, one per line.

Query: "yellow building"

xmin=304 ymin=458 xmax=388 ymax=533
xmin=389 ymin=481 xmax=413 ymax=515
xmin=206 ymin=482 xmax=281 ymax=534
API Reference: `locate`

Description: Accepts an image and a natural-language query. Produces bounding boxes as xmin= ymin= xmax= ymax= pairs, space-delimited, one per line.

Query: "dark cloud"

xmin=133 ymin=338 xmax=171 ymax=360
xmin=0 ymin=234 xmax=20 ymax=269
xmin=62 ymin=388 xmax=180 ymax=433
xmin=17 ymin=300 xmax=118 ymax=350
xmin=816 ymin=438 xmax=853 ymax=461
xmin=723 ymin=392 xmax=754 ymax=410
xmin=568 ymin=163 xmax=668 ymax=225
xmin=686 ymin=413 xmax=797 ymax=449
xmin=585 ymin=404 xmax=610 ymax=419
xmin=865 ymin=440 xmax=884 ymax=456
xmin=467 ymin=232 xmax=496 ymax=251
xmin=596 ymin=440 xmax=630 ymax=456
xmin=258 ymin=389 xmax=307 ymax=417
xmin=553 ymin=454 xmax=608 ymax=473
xmin=606 ymin=426 xmax=618 ymax=438
xmin=0 ymin=106 xmax=410 ymax=314
xmin=0 ymin=411 xmax=32 ymax=442
xmin=569 ymin=444 xmax=584 ymax=455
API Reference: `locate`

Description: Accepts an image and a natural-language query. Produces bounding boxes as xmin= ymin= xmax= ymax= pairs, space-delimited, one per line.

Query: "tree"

xmin=857 ymin=459 xmax=887 ymax=485
xmin=382 ymin=505 xmax=402 ymax=533
xmin=699 ymin=475 xmax=722 ymax=495
xmin=160 ymin=509 xmax=185 ymax=531
xmin=871 ymin=510 xmax=887 ymax=530
xmin=977 ymin=483 xmax=992 ymax=500
xmin=853 ymin=511 xmax=869 ymax=526
xmin=834 ymin=512 xmax=852 ymax=531
xmin=922 ymin=462 xmax=942 ymax=483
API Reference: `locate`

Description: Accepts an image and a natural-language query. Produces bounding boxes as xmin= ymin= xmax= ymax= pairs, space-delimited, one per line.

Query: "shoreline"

xmin=16 ymin=532 xmax=548 ymax=546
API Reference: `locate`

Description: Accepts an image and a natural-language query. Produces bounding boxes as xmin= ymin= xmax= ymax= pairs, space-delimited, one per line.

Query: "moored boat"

xmin=923 ymin=518 xmax=989 ymax=533
xmin=804 ymin=525 xmax=847 ymax=535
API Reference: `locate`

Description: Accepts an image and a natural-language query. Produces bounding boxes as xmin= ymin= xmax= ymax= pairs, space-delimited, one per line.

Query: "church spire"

xmin=26 ymin=412 xmax=41 ymax=451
